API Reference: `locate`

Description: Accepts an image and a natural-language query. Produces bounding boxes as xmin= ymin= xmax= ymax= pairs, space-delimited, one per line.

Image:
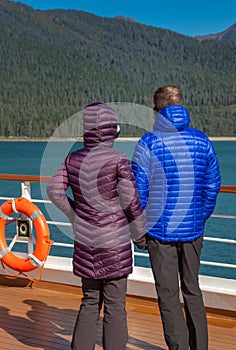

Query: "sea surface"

xmin=0 ymin=140 xmax=235 ymax=280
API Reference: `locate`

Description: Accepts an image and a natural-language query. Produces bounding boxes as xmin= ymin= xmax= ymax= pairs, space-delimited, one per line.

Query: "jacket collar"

xmin=153 ymin=105 xmax=190 ymax=132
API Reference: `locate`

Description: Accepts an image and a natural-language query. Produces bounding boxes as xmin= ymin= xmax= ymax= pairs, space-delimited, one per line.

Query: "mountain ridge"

xmin=114 ymin=15 xmax=140 ymax=24
xmin=5 ymin=0 xmax=236 ymax=39
xmin=195 ymin=23 xmax=236 ymax=41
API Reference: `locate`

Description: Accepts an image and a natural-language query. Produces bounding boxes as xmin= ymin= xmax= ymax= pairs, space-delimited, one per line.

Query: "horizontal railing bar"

xmin=46 ymin=221 xmax=71 ymax=227
xmin=212 ymin=214 xmax=236 ymax=219
xmin=5 ymin=238 xmax=74 ymax=248
xmin=200 ymin=260 xmax=236 ymax=269
xmin=51 ymin=242 xmax=74 ymax=248
xmin=130 ymin=237 xmax=236 ymax=258
xmin=0 ymin=197 xmax=51 ymax=204
xmin=134 ymin=252 xmax=236 ymax=269
xmin=32 ymin=199 xmax=51 ymax=204
xmin=0 ymin=197 xmax=52 ymax=203
xmin=204 ymin=237 xmax=236 ymax=244
xmin=0 ymin=174 xmax=51 ymax=182
xmin=134 ymin=252 xmax=148 ymax=257
xmin=0 ymin=174 xmax=235 ymax=194
xmin=220 ymin=185 xmax=236 ymax=193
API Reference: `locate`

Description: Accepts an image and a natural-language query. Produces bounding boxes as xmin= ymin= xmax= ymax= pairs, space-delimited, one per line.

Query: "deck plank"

xmin=0 ymin=283 xmax=235 ymax=350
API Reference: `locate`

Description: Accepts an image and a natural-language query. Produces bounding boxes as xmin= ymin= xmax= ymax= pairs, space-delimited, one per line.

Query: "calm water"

xmin=0 ymin=141 xmax=235 ymax=280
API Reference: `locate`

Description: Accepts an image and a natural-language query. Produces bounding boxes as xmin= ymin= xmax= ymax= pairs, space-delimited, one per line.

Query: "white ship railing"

xmin=0 ymin=175 xmax=236 ymax=271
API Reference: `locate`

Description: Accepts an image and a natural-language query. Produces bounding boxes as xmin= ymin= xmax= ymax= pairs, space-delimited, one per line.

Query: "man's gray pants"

xmin=148 ymin=236 xmax=208 ymax=350
xmin=71 ymin=276 xmax=128 ymax=350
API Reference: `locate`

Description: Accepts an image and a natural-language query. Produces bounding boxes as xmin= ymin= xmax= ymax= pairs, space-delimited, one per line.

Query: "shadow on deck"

xmin=0 ymin=275 xmax=235 ymax=350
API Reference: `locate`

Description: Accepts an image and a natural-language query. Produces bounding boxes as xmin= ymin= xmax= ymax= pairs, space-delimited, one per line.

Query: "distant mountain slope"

xmin=195 ymin=23 xmax=236 ymax=41
xmin=114 ymin=15 xmax=140 ymax=24
xmin=0 ymin=0 xmax=236 ymax=137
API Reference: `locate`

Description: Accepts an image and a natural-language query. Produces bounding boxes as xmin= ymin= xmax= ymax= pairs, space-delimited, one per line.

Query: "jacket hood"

xmin=153 ymin=105 xmax=190 ymax=132
xmin=83 ymin=102 xmax=118 ymax=147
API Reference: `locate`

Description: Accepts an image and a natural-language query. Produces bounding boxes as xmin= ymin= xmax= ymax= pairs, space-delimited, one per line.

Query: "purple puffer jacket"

xmin=47 ymin=103 xmax=146 ymax=279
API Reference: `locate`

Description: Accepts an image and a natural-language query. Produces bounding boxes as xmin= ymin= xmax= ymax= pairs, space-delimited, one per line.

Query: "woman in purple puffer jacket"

xmin=47 ymin=102 xmax=146 ymax=350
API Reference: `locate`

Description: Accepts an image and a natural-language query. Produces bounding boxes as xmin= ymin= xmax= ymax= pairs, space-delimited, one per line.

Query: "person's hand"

xmin=134 ymin=235 xmax=147 ymax=250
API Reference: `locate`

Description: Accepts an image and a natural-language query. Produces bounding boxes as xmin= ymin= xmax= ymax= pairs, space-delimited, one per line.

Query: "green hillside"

xmin=0 ymin=0 xmax=236 ymax=137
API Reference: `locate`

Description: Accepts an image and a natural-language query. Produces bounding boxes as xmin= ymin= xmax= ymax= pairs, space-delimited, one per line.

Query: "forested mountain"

xmin=0 ymin=0 xmax=236 ymax=137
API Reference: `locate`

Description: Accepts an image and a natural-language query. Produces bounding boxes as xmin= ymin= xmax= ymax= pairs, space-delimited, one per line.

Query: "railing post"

xmin=21 ymin=181 xmax=31 ymax=200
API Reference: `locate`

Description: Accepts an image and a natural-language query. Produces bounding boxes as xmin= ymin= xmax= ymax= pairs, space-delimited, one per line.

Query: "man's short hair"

xmin=153 ymin=85 xmax=183 ymax=110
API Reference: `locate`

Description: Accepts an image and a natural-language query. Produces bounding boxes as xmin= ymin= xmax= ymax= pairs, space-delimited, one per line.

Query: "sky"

xmin=10 ymin=0 xmax=236 ymax=37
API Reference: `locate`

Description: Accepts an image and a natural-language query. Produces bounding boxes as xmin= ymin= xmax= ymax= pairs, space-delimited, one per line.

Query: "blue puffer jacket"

xmin=132 ymin=105 xmax=221 ymax=242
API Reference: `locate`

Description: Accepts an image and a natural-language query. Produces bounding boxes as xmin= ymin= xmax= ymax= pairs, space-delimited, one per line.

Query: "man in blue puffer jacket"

xmin=132 ymin=86 xmax=221 ymax=350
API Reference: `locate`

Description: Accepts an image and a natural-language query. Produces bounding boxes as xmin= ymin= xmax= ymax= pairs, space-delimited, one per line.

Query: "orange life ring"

xmin=0 ymin=197 xmax=53 ymax=273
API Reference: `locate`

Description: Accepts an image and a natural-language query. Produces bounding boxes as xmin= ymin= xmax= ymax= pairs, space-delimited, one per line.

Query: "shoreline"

xmin=0 ymin=136 xmax=236 ymax=142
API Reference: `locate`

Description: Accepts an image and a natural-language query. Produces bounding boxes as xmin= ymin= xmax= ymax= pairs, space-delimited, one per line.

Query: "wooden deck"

xmin=0 ymin=277 xmax=235 ymax=350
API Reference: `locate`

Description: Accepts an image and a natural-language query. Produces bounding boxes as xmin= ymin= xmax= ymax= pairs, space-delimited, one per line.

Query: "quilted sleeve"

xmin=46 ymin=158 xmax=75 ymax=223
xmin=117 ymin=155 xmax=146 ymax=243
xmin=131 ymin=139 xmax=151 ymax=209
xmin=202 ymin=141 xmax=221 ymax=220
